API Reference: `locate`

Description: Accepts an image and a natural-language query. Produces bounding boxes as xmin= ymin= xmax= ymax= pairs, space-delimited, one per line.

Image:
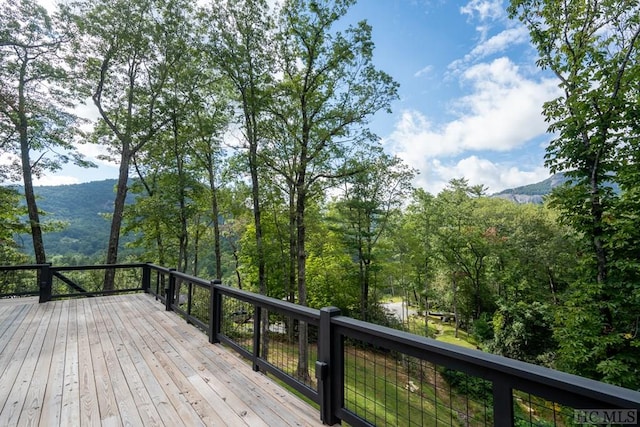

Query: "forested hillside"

xmin=16 ymin=180 xmax=132 ymax=260
xmin=28 ymin=174 xmax=558 ymax=259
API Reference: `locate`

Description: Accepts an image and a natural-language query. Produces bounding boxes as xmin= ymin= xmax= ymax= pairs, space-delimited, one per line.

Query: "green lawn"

xmin=403 ymin=313 xmax=479 ymax=350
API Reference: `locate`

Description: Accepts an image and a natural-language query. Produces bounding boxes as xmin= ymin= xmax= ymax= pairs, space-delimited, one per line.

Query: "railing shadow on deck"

xmin=1 ymin=263 xmax=639 ymax=427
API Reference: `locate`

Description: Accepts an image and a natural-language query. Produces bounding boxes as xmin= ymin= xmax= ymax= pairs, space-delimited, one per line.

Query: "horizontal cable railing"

xmin=1 ymin=263 xmax=639 ymax=426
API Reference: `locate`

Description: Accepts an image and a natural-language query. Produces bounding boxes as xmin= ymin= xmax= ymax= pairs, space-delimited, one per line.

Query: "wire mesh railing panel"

xmin=0 ymin=268 xmax=38 ymax=297
xmin=111 ymin=267 xmax=142 ymax=291
xmin=343 ymin=340 xmax=493 ymax=427
xmin=187 ymin=283 xmax=210 ymax=325
xmin=265 ymin=312 xmax=318 ymax=390
xmin=512 ymin=390 xmax=576 ymax=427
xmin=219 ymin=295 xmax=254 ymax=352
xmin=151 ymin=270 xmax=169 ymax=298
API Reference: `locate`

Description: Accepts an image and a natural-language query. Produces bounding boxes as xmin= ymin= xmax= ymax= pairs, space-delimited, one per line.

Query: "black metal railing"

xmin=1 ymin=263 xmax=639 ymax=427
xmin=0 ymin=262 xmax=148 ymax=302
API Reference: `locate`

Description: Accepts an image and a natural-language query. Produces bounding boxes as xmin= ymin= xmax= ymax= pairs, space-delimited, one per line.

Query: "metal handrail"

xmin=2 ymin=263 xmax=639 ymax=426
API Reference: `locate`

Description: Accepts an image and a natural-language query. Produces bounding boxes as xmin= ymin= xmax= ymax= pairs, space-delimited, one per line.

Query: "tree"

xmin=70 ymin=0 xmax=190 ymax=289
xmin=270 ymin=0 xmax=399 ymax=380
xmin=402 ymin=189 xmax=440 ymax=333
xmin=202 ymin=0 xmax=276 ymax=296
xmin=334 ymin=150 xmax=415 ymax=321
xmin=188 ymin=91 xmax=232 ymax=279
xmin=509 ymin=0 xmax=640 ymax=387
xmin=487 ymin=202 xmax=578 ymax=305
xmin=434 ymin=179 xmax=496 ymax=332
xmin=0 ymin=0 xmax=91 ymax=263
xmin=488 ymin=301 xmax=556 ymax=365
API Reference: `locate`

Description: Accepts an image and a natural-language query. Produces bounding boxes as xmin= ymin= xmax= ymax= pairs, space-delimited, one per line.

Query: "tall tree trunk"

xmin=20 ymin=137 xmax=46 ymax=265
xmin=193 ymin=215 xmax=200 ymax=275
xmin=174 ymin=120 xmax=188 ymax=273
xmin=245 ymin=105 xmax=265 ymax=295
xmin=104 ymin=151 xmax=130 ymax=290
xmin=244 ymin=98 xmax=269 ymax=359
xmin=424 ymin=283 xmax=429 ymax=336
xmin=288 ymin=188 xmax=297 ymax=303
xmin=452 ymin=272 xmax=459 ymax=339
xmin=295 ymin=173 xmax=310 ymax=382
xmin=207 ymin=165 xmax=222 ymax=279
xmin=547 ymin=268 xmax=558 ymax=305
xmin=359 ymin=254 xmax=367 ymax=321
xmin=18 ymin=62 xmax=46 ymax=264
xmin=286 ymin=189 xmax=297 ymax=343
xmin=589 ymin=168 xmax=607 ymax=284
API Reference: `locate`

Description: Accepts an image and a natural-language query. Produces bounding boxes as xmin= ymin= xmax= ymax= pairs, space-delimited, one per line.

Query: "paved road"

xmin=383 ymin=301 xmax=417 ymax=322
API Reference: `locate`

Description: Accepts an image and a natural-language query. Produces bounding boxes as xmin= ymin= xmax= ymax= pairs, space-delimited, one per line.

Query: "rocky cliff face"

xmin=492 ymin=193 xmax=545 ymax=204
xmin=491 ymin=173 xmax=568 ymax=204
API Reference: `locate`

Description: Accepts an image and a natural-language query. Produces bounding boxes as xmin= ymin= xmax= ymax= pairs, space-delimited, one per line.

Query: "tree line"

xmin=1 ymin=0 xmax=638 ymax=390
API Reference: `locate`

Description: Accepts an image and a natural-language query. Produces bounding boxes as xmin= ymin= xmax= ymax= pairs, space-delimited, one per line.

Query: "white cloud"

xmin=33 ymin=175 xmax=81 ymax=186
xmin=448 ymin=26 xmax=530 ymax=73
xmin=414 ymin=65 xmax=433 ymax=78
xmin=460 ymin=0 xmax=505 ymax=22
xmin=385 ymin=57 xmax=559 ymax=194
xmin=387 ymin=57 xmax=559 ymax=156
xmin=470 ymin=26 xmax=529 ymax=58
xmin=429 ymin=156 xmax=549 ymax=193
xmin=75 ymin=142 xmax=117 ymax=168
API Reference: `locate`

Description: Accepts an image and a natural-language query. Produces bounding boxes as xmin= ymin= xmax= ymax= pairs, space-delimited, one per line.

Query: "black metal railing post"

xmin=142 ymin=262 xmax=151 ymax=293
xmin=492 ymin=375 xmax=514 ymax=426
xmin=165 ymin=269 xmax=176 ymax=311
xmin=187 ymin=282 xmax=193 ymax=318
xmin=38 ymin=263 xmax=52 ymax=303
xmin=209 ymin=279 xmax=222 ymax=344
xmin=252 ymin=305 xmax=262 ymax=372
xmin=317 ymin=306 xmax=341 ymax=425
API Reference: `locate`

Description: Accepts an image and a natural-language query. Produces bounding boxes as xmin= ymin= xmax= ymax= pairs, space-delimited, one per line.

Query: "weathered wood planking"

xmin=0 ymin=294 xmax=324 ymax=427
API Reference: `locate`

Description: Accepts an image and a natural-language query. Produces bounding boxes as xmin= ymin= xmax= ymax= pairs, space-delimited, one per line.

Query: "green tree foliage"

xmin=270 ymin=0 xmax=399 ymax=380
xmin=332 ymin=150 xmax=415 ymax=321
xmin=509 ymin=0 xmax=640 ymax=388
xmin=69 ymin=0 xmax=190 ymax=288
xmin=0 ymin=0 xmax=93 ymax=263
xmin=488 ymin=301 xmax=556 ymax=365
xmin=399 ymin=189 xmax=439 ymax=329
xmin=0 ymin=186 xmax=29 ymax=265
xmin=8 ymin=0 xmax=640 ymax=390
xmin=202 ymin=0 xmax=276 ymax=296
xmin=432 ymin=179 xmax=495 ymax=329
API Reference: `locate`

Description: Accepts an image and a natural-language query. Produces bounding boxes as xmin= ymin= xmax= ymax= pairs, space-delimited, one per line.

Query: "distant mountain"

xmin=11 ymin=173 xmax=567 ymax=257
xmin=492 ymin=173 xmax=569 ymax=204
xmin=15 ymin=179 xmax=132 ymax=259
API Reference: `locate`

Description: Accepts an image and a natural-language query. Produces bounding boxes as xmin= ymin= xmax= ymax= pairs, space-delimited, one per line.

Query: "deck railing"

xmin=1 ymin=263 xmax=639 ymax=426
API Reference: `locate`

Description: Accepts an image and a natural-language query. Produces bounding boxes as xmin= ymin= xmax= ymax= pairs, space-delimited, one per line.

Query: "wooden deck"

xmin=0 ymin=294 xmax=324 ymax=426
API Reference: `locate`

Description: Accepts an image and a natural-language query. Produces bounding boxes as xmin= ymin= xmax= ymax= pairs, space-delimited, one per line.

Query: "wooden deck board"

xmin=2 ymin=303 xmax=53 ymax=425
xmin=0 ymin=294 xmax=324 ymax=427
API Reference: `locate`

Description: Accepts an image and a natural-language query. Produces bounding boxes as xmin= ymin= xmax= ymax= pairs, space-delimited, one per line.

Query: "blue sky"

xmin=343 ymin=0 xmax=560 ymax=194
xmin=35 ymin=0 xmax=559 ymax=194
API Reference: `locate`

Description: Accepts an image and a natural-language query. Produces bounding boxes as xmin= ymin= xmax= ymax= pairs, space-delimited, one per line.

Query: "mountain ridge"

xmin=12 ymin=174 xmax=560 ymax=257
xmin=15 ymin=179 xmax=124 ymax=259
xmin=492 ymin=173 xmax=567 ymax=204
